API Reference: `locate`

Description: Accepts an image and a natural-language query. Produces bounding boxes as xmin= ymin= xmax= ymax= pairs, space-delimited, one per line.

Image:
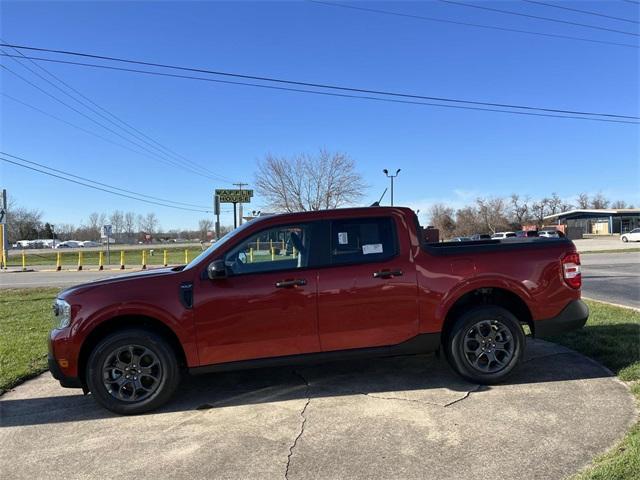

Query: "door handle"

xmin=275 ymin=279 xmax=307 ymax=288
xmin=373 ymin=269 xmax=403 ymax=279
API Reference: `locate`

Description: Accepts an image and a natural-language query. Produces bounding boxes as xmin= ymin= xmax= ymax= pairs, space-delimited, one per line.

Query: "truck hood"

xmin=58 ymin=266 xmax=184 ymax=298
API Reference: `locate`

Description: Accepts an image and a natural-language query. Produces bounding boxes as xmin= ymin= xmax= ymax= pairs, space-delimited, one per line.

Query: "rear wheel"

xmin=622 ymin=236 xmax=629 ymax=243
xmin=445 ymin=306 xmax=525 ymax=384
xmin=86 ymin=328 xmax=180 ymax=414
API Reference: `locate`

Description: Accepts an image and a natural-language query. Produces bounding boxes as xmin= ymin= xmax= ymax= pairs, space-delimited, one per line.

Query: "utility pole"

xmin=383 ymin=169 xmax=401 ymax=206
xmin=233 ymin=182 xmax=248 ymax=227
xmin=0 ymin=189 xmax=7 ymax=269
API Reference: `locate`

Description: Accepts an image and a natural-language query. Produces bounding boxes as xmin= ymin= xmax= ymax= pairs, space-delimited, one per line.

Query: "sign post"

xmin=101 ymin=224 xmax=113 ymax=265
xmin=0 ymin=189 xmax=7 ymax=270
xmin=215 ymin=188 xmax=253 ymax=230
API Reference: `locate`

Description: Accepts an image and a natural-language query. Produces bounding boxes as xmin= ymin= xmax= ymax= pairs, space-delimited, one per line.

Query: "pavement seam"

xmin=285 ymin=370 xmax=311 ymax=480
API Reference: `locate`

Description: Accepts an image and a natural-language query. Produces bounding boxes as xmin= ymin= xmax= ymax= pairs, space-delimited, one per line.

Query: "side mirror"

xmin=207 ymin=259 xmax=227 ymax=280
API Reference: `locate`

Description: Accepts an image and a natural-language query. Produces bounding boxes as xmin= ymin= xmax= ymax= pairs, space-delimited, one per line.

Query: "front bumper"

xmin=48 ymin=335 xmax=83 ymax=388
xmin=533 ymin=299 xmax=589 ymax=338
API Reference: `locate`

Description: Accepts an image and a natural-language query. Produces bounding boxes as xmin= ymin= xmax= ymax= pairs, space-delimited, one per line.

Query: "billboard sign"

xmin=215 ymin=189 xmax=253 ymax=203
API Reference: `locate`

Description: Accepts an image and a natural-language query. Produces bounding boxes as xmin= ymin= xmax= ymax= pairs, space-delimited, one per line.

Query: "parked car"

xmin=49 ymin=206 xmax=588 ymax=414
xmin=539 ymin=230 xmax=560 ymax=238
xmin=515 ymin=230 xmax=539 ymax=238
xmin=621 ymin=228 xmax=640 ymax=242
xmin=81 ymin=241 xmax=101 ymax=248
xmin=450 ymin=236 xmax=472 ymax=242
xmin=471 ymin=234 xmax=492 ymax=241
xmin=491 ymin=232 xmax=516 ymax=239
xmin=55 ymin=240 xmax=83 ymax=249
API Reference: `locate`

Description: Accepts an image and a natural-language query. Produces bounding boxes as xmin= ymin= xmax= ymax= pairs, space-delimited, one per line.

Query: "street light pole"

xmin=383 ymin=168 xmax=401 ymax=206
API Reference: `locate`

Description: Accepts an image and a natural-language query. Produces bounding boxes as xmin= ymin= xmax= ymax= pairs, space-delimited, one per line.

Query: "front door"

xmin=317 ymin=215 xmax=419 ymax=351
xmin=193 ymin=222 xmax=320 ymax=366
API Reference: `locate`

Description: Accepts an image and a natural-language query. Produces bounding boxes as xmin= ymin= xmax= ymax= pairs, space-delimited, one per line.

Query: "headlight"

xmin=52 ymin=299 xmax=72 ymax=329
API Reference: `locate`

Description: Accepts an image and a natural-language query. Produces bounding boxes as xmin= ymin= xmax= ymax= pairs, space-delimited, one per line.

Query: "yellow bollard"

xmin=77 ymin=251 xmax=83 ymax=271
xmin=184 ymin=249 xmax=188 ymax=264
xmin=142 ymin=250 xmax=147 ymax=270
xmin=2 ymin=249 xmax=7 ymax=270
xmin=120 ymin=250 xmax=125 ymax=270
xmin=22 ymin=251 xmax=27 ymax=272
xmin=56 ymin=252 xmax=61 ymax=271
xmin=293 ymin=246 xmax=297 ymax=259
xmin=98 ymin=251 xmax=104 ymax=271
xmin=270 ymin=239 xmax=273 ymax=251
xmin=282 ymin=240 xmax=285 ymax=251
xmin=249 ymin=247 xmax=254 ymax=263
xmin=271 ymin=246 xmax=275 ymax=261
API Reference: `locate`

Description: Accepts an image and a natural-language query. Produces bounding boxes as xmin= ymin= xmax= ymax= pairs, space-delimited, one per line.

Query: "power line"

xmin=308 ymin=0 xmax=638 ymax=48
xmin=1 ymin=45 xmax=637 ymax=122
xmin=522 ymin=0 xmax=639 ymax=25
xmin=0 ymin=62 xmax=226 ymax=181
xmin=438 ymin=0 xmax=640 ymax=37
xmin=1 ymin=41 xmax=235 ymax=183
xmin=0 ymin=151 xmax=212 ymax=209
xmin=0 ymin=154 xmax=213 ymax=213
xmin=2 ymin=53 xmax=637 ymax=125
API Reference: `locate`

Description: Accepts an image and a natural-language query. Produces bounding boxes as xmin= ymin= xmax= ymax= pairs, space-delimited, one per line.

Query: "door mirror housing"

xmin=207 ymin=259 xmax=227 ymax=280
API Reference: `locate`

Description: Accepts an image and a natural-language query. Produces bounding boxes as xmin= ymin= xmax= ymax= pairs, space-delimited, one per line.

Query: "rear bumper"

xmin=48 ymin=335 xmax=83 ymax=389
xmin=533 ymin=299 xmax=589 ymax=338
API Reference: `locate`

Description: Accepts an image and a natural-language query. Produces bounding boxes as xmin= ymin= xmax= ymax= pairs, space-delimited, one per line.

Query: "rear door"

xmin=317 ymin=215 xmax=419 ymax=351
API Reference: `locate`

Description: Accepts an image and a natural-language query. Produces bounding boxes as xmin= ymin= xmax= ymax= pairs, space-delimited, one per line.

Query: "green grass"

xmin=0 ymin=292 xmax=638 ymax=479
xmin=549 ymin=300 xmax=640 ymax=480
xmin=0 ymin=288 xmax=59 ymax=393
xmin=5 ymin=246 xmax=204 ymax=268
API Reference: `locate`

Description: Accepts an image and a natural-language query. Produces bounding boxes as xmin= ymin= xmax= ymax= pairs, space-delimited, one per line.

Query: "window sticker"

xmin=362 ymin=243 xmax=383 ymax=255
xmin=338 ymin=232 xmax=348 ymax=245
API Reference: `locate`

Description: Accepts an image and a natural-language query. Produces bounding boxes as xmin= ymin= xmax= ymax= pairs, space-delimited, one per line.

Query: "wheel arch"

xmin=440 ymin=287 xmax=533 ymax=343
xmin=78 ymin=315 xmax=187 ymax=386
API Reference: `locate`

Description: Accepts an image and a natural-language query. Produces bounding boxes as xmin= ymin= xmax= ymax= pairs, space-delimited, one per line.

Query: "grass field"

xmin=0 ymin=293 xmax=638 ymax=478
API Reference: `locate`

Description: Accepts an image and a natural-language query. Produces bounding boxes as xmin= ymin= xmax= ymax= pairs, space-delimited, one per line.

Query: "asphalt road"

xmin=581 ymin=252 xmax=640 ymax=309
xmin=0 ymin=340 xmax=636 ymax=480
xmin=0 ymin=268 xmax=155 ymax=289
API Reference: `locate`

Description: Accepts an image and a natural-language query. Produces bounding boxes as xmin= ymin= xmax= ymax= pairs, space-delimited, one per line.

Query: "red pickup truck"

xmin=49 ymin=207 xmax=588 ymax=414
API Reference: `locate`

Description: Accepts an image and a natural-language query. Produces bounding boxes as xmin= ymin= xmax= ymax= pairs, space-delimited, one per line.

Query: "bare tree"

xmin=510 ymin=194 xmax=530 ymax=226
xmin=611 ymin=200 xmax=628 ymax=209
xmin=110 ymin=210 xmax=124 ymax=241
xmin=138 ymin=212 xmax=159 ymax=234
xmin=547 ymin=193 xmax=564 ymax=215
xmin=530 ymin=200 xmax=549 ymax=226
xmin=476 ymin=197 xmax=510 ymax=234
xmin=255 ymin=149 xmax=366 ymax=212
xmin=198 ymin=218 xmax=213 ymax=240
xmin=428 ymin=203 xmax=456 ymax=239
xmin=123 ymin=212 xmax=136 ymax=241
xmin=5 ymin=203 xmax=43 ymax=241
xmin=591 ymin=193 xmax=610 ymax=209
xmin=454 ymin=207 xmax=483 ymax=236
xmin=576 ymin=193 xmax=590 ymax=209
xmin=86 ymin=212 xmax=100 ymax=239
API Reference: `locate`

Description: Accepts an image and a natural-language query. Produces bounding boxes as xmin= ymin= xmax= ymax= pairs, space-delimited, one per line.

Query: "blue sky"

xmin=1 ymin=0 xmax=638 ymax=230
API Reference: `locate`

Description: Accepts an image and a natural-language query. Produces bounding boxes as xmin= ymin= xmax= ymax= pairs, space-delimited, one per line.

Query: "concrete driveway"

xmin=1 ymin=340 xmax=636 ymax=480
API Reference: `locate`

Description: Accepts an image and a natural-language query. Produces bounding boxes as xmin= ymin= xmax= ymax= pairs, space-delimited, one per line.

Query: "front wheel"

xmin=445 ymin=306 xmax=525 ymax=384
xmin=86 ymin=328 xmax=181 ymax=414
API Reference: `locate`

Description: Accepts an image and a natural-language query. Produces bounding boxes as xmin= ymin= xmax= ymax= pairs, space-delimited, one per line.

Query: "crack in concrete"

xmin=284 ymin=370 xmax=311 ymax=480
xmin=359 ymin=384 xmax=484 ymax=408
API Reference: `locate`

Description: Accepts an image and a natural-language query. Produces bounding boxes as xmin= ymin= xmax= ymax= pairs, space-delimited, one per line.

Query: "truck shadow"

xmin=0 ymin=336 xmax=621 ymax=428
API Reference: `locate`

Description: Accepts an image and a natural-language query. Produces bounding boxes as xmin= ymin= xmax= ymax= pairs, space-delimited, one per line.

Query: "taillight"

xmin=562 ymin=252 xmax=582 ymax=289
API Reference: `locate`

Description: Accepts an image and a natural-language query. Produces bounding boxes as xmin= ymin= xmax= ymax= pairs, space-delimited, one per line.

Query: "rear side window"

xmin=330 ymin=217 xmax=397 ymax=265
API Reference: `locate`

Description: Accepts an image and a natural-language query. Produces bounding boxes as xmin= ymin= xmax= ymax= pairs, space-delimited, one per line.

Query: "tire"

xmin=444 ymin=306 xmax=525 ymax=384
xmin=86 ymin=328 xmax=181 ymax=415
xmin=622 ymin=236 xmax=628 ymax=243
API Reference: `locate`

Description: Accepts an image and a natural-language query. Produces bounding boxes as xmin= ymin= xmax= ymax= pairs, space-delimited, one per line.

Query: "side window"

xmin=225 ymin=224 xmax=310 ymax=275
xmin=330 ymin=217 xmax=397 ymax=265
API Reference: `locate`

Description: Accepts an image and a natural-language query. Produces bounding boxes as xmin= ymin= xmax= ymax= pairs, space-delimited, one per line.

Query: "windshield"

xmin=184 ymin=221 xmax=256 ymax=270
